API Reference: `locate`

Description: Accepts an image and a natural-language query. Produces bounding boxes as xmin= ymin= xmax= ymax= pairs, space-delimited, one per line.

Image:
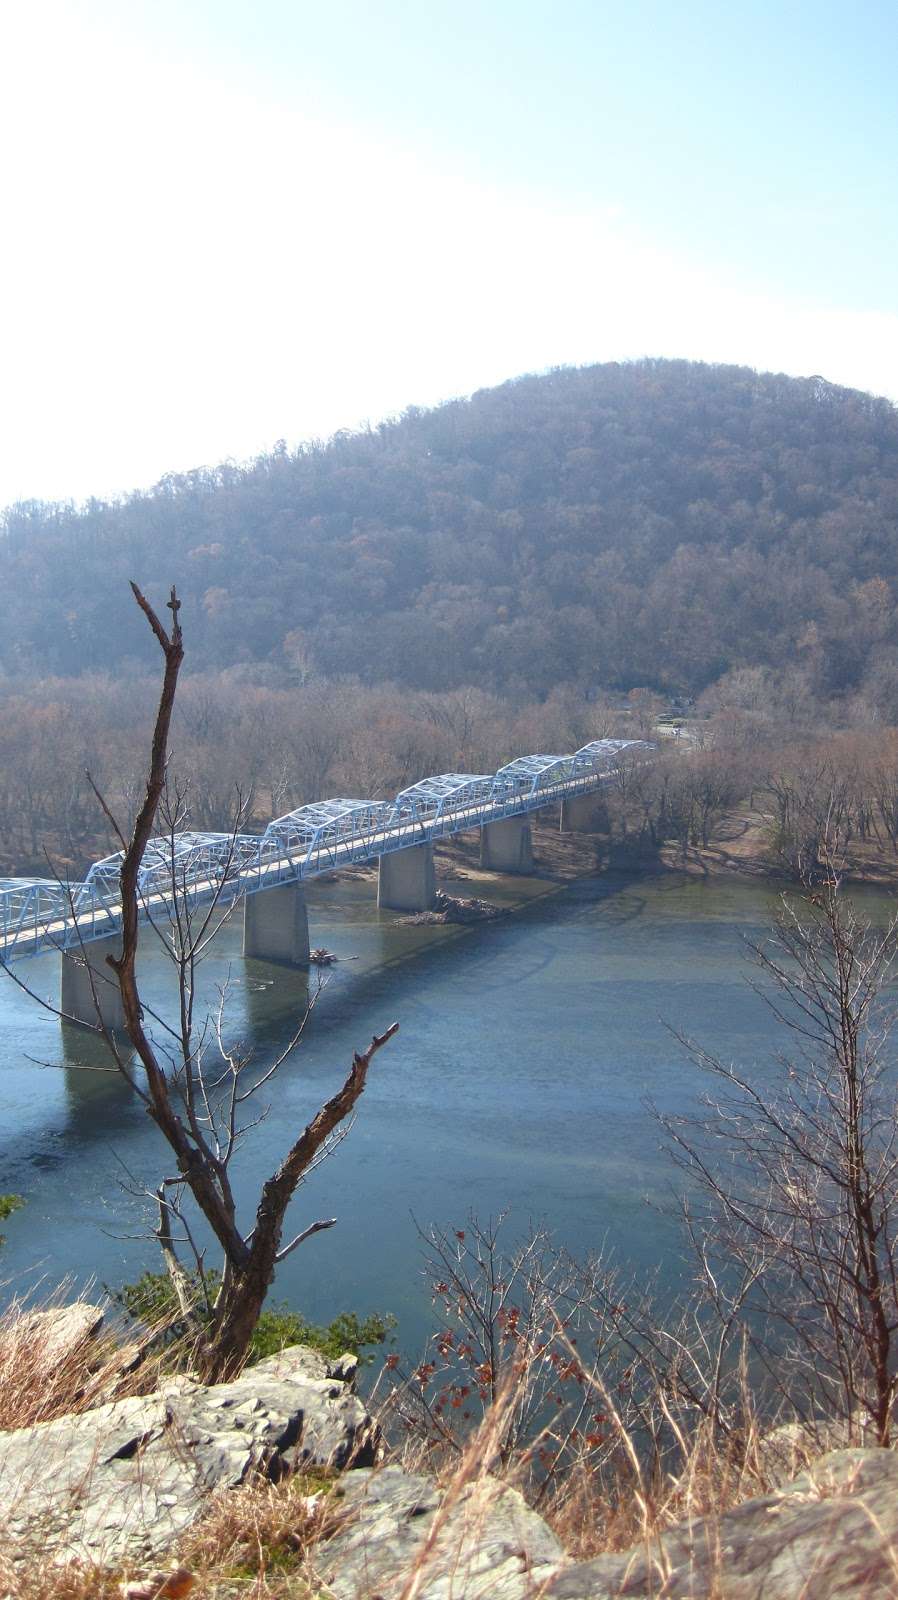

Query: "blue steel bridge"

xmin=0 ymin=738 xmax=648 ymax=1025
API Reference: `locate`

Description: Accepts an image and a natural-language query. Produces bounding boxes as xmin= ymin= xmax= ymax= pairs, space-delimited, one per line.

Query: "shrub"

xmin=0 ymin=1194 xmax=21 ymax=1247
xmin=115 ymin=1269 xmax=393 ymax=1368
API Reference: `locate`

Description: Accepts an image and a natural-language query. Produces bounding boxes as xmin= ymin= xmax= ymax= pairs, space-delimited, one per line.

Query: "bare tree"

xmin=762 ymin=761 xmax=855 ymax=878
xmin=664 ymin=872 xmax=898 ymax=1443
xmin=83 ymin=585 xmax=398 ymax=1379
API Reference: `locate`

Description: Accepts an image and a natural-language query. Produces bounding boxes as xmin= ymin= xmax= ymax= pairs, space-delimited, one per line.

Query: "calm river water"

xmin=0 ymin=869 xmax=893 ymax=1351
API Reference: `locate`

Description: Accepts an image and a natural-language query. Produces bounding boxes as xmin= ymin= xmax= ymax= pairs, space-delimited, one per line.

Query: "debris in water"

xmin=398 ymin=891 xmax=504 ymax=927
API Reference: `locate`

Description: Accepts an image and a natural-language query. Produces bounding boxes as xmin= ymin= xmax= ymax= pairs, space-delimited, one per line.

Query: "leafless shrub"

xmin=663 ymin=869 xmax=898 ymax=1444
xmin=371 ymin=1214 xmax=797 ymax=1563
xmin=373 ymin=1217 xmax=616 ymax=1480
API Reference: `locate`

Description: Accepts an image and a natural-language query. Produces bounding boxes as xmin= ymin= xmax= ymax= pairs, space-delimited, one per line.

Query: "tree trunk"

xmin=200 ymin=1267 xmax=274 ymax=1381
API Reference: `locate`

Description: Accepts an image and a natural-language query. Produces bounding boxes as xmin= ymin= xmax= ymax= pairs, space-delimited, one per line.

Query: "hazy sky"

xmin=1 ymin=0 xmax=896 ymax=508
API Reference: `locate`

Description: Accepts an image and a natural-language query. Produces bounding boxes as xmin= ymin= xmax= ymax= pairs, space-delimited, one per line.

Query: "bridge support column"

xmin=480 ymin=816 xmax=534 ymax=873
xmin=60 ymin=935 xmax=125 ymax=1031
xmin=377 ymin=843 xmax=435 ymax=912
xmin=559 ymin=793 xmax=607 ymax=833
xmin=243 ymin=882 xmax=310 ymax=966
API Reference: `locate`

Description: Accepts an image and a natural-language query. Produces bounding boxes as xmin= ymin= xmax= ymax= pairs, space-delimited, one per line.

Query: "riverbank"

xmin=440 ymin=804 xmax=898 ymax=890
xmin=652 ymin=806 xmax=898 ymax=885
xmin=436 ymin=808 xmax=898 ymax=893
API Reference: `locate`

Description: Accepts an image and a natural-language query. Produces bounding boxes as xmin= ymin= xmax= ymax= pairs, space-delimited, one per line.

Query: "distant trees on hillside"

xmin=2 ymin=360 xmax=897 ymax=701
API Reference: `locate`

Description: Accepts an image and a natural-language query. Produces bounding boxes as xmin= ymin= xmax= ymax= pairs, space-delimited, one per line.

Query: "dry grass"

xmin=0 ymin=1470 xmax=336 ymax=1600
xmin=376 ymin=1319 xmax=822 ymax=1583
xmin=539 ymin=1405 xmax=796 ymax=1561
xmin=372 ymin=1364 xmax=746 ymax=1599
xmin=174 ymin=1471 xmax=334 ymax=1596
xmin=367 ymin=1348 xmax=832 ymax=1600
xmin=0 ymin=1286 xmax=178 ymax=1432
xmin=0 ymin=1555 xmax=125 ymax=1600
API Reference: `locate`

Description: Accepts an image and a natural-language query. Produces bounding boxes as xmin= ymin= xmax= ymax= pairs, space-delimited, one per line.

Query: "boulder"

xmin=0 ymin=1343 xmax=376 ymax=1566
xmin=0 ymin=1299 xmax=106 ymax=1387
xmin=313 ymin=1464 xmax=563 ymax=1600
xmin=4 ymin=1300 xmax=106 ymax=1363
xmin=756 ymin=1419 xmax=863 ymax=1487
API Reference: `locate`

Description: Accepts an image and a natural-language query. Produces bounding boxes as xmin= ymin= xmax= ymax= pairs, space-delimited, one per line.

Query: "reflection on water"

xmin=0 ymin=869 xmax=894 ymax=1351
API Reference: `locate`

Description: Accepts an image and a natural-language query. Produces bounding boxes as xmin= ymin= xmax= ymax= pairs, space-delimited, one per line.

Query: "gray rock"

xmin=544 ymin=1447 xmax=898 ymax=1599
xmin=313 ymin=1463 xmax=563 ymax=1599
xmin=0 ymin=1342 xmax=376 ymax=1565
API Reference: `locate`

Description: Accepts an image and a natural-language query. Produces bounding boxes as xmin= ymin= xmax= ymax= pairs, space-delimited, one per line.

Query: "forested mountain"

xmin=3 ymin=359 xmax=898 ymax=700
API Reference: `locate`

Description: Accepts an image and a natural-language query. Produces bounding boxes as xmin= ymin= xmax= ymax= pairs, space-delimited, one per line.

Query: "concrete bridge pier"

xmin=60 ymin=935 xmax=125 ymax=1031
xmin=480 ymin=816 xmax=534 ymax=873
xmin=243 ymin=881 xmax=310 ymax=966
xmin=559 ymin=792 xmax=607 ymax=834
xmin=378 ymin=843 xmax=435 ymax=912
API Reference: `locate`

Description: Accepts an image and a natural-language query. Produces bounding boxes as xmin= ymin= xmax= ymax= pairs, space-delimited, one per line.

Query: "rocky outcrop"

xmin=0 ymin=1343 xmax=376 ymax=1566
xmin=5 ymin=1334 xmax=898 ymax=1600
xmin=544 ymin=1448 xmax=898 ymax=1600
xmin=311 ymin=1448 xmax=898 ymax=1599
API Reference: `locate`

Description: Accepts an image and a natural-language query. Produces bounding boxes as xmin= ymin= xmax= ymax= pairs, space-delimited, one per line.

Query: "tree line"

xmin=6 ymin=656 xmax=898 ymax=881
xmin=0 ymin=670 xmax=604 ymax=874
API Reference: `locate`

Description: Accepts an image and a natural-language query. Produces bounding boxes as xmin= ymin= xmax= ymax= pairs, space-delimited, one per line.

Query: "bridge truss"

xmin=0 ymin=739 xmax=648 ymax=962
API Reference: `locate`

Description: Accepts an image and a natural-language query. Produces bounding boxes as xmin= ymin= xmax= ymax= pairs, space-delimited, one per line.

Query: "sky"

xmin=1 ymin=0 xmax=896 ymax=508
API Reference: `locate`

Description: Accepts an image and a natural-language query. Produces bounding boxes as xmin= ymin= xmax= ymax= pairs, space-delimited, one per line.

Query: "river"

xmin=0 ymin=868 xmax=893 ymax=1352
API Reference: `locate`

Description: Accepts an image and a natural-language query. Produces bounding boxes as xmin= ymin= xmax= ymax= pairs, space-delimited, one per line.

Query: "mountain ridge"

xmin=3 ymin=358 xmax=897 ymax=700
